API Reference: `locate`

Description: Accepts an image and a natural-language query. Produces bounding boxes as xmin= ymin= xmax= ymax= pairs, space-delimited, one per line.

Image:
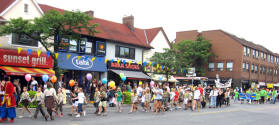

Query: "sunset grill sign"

xmin=0 ymin=49 xmax=53 ymax=68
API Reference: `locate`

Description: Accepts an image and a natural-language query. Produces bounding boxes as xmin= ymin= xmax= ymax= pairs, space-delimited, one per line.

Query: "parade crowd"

xmin=0 ymin=76 xmax=278 ymax=123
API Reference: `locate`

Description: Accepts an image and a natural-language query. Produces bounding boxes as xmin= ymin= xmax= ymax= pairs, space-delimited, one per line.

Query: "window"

xmin=208 ymin=63 xmax=214 ymax=71
xmin=275 ymin=69 xmax=278 ymax=75
xmin=85 ymin=41 xmax=93 ymax=54
xmin=242 ymin=62 xmax=246 ymax=72
xmin=247 ymin=48 xmax=250 ymax=56
xmin=69 ymin=39 xmax=78 ymax=52
xmin=115 ymin=45 xmax=135 ymax=59
xmin=251 ymin=64 xmax=254 ymax=73
xmin=264 ymin=53 xmax=267 ymax=61
xmin=263 ymin=66 xmax=266 ymax=74
xmin=246 ymin=63 xmax=250 ymax=72
xmin=256 ymin=50 xmax=259 ymax=58
xmin=268 ymin=55 xmax=270 ymax=62
xmin=12 ymin=33 xmax=38 ymax=47
xmin=217 ymin=62 xmax=224 ymax=71
xmin=24 ymin=4 xmax=28 ymax=12
xmin=244 ymin=47 xmax=247 ymax=56
xmin=79 ymin=38 xmax=86 ymax=53
xmin=260 ymin=66 xmax=263 ymax=74
xmin=267 ymin=67 xmax=269 ymax=75
xmin=252 ymin=49 xmax=255 ymax=58
xmin=255 ymin=65 xmax=258 ymax=73
xmin=270 ymin=68 xmax=273 ymax=75
xmin=95 ymin=41 xmax=106 ymax=56
xmin=271 ymin=56 xmax=273 ymax=63
xmin=226 ymin=62 xmax=233 ymax=71
xmin=261 ymin=52 xmax=263 ymax=59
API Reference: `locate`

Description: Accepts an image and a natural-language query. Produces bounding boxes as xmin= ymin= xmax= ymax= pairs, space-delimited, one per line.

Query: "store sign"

xmin=72 ymin=56 xmax=93 ymax=69
xmin=57 ymin=52 xmax=107 ymax=72
xmin=95 ymin=41 xmax=106 ymax=56
xmin=108 ymin=62 xmax=141 ymax=71
xmin=0 ymin=49 xmax=53 ymax=68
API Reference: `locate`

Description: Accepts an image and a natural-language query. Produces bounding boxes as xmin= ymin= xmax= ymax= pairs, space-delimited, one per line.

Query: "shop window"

xmin=115 ymin=45 xmax=135 ymax=59
xmin=208 ymin=63 xmax=214 ymax=71
xmin=242 ymin=62 xmax=246 ymax=72
xmin=251 ymin=64 xmax=254 ymax=73
xmin=86 ymin=42 xmax=93 ymax=54
xmin=246 ymin=63 xmax=250 ymax=72
xmin=217 ymin=62 xmax=224 ymax=71
xmin=69 ymin=39 xmax=78 ymax=52
xmin=12 ymin=33 xmax=38 ymax=47
xmin=78 ymin=38 xmax=86 ymax=53
xmin=226 ymin=62 xmax=233 ymax=71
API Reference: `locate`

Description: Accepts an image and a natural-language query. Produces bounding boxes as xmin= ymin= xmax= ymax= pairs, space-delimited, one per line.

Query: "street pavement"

xmin=13 ymin=102 xmax=279 ymax=125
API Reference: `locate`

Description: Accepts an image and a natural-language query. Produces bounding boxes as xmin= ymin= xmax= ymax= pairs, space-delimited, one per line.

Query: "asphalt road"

xmin=13 ymin=102 xmax=279 ymax=125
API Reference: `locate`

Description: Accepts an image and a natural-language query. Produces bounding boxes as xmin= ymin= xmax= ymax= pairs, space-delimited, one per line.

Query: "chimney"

xmin=122 ymin=15 xmax=134 ymax=31
xmin=85 ymin=10 xmax=94 ymax=18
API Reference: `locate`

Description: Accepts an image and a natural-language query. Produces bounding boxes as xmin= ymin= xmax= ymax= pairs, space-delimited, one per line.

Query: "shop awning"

xmin=0 ymin=66 xmax=55 ymax=76
xmin=148 ymin=73 xmax=178 ymax=82
xmin=110 ymin=69 xmax=150 ymax=80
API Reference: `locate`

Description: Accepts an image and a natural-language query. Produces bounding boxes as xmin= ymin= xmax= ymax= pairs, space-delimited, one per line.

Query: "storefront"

xmin=0 ymin=48 xmax=54 ymax=87
xmin=107 ymin=61 xmax=150 ymax=86
xmin=57 ymin=52 xmax=107 ymax=88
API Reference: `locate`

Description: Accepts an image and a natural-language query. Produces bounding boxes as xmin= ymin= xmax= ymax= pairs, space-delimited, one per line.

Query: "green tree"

xmin=174 ymin=37 xmax=214 ymax=76
xmin=150 ymin=48 xmax=176 ymax=81
xmin=0 ymin=10 xmax=98 ymax=84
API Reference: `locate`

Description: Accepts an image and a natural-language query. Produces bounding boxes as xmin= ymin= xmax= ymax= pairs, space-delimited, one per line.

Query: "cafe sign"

xmin=108 ymin=61 xmax=142 ymax=71
xmin=72 ymin=56 xmax=93 ymax=69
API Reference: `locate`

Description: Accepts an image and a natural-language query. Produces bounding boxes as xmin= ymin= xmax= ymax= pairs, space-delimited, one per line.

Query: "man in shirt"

xmin=259 ymin=88 xmax=266 ymax=104
xmin=30 ymin=77 xmax=38 ymax=91
xmin=209 ymin=87 xmax=218 ymax=108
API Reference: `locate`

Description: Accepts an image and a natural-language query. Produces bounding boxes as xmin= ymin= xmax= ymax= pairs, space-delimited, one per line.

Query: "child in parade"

xmin=170 ymin=88 xmax=176 ymax=111
xmin=141 ymin=90 xmax=146 ymax=112
xmin=69 ymin=87 xmax=78 ymax=116
xmin=115 ymin=87 xmax=123 ymax=112
xmin=145 ymin=88 xmax=151 ymax=112
xmin=0 ymin=77 xmax=16 ymax=123
xmin=32 ymin=87 xmax=49 ymax=121
xmin=19 ymin=86 xmax=32 ymax=118
xmin=178 ymin=87 xmax=184 ymax=109
xmin=183 ymin=89 xmax=190 ymax=110
xmin=129 ymin=90 xmax=139 ymax=114
xmin=192 ymin=87 xmax=201 ymax=112
xmin=98 ymin=86 xmax=107 ymax=116
xmin=234 ymin=89 xmax=239 ymax=103
xmin=94 ymin=88 xmax=100 ymax=114
xmin=154 ymin=84 xmax=164 ymax=115
xmin=162 ymin=88 xmax=169 ymax=111
xmin=44 ymin=82 xmax=57 ymax=120
xmin=76 ymin=88 xmax=86 ymax=117
xmin=255 ymin=90 xmax=260 ymax=104
xmin=55 ymin=88 xmax=64 ymax=117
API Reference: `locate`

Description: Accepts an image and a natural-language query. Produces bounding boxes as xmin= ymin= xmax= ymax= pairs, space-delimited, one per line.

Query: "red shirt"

xmin=198 ymin=87 xmax=204 ymax=95
xmin=174 ymin=91 xmax=179 ymax=101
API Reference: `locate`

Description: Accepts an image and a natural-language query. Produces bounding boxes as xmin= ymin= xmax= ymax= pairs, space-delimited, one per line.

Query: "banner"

xmin=239 ymin=93 xmax=247 ymax=100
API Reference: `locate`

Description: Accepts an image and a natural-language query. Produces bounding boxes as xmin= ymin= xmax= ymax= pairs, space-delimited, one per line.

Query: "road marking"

xmin=192 ymin=105 xmax=279 ymax=116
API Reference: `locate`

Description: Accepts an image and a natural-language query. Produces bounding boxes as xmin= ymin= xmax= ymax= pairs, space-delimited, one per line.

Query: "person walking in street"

xmin=44 ymin=82 xmax=57 ymax=120
xmin=271 ymin=88 xmax=277 ymax=104
xmin=234 ymin=89 xmax=239 ymax=103
xmin=209 ymin=87 xmax=218 ymax=108
xmin=0 ymin=77 xmax=16 ymax=123
xmin=144 ymin=88 xmax=151 ymax=112
xmin=30 ymin=77 xmax=38 ymax=91
xmin=55 ymin=88 xmax=64 ymax=117
xmin=259 ymin=88 xmax=266 ymax=104
xmin=32 ymin=87 xmax=49 ymax=121
xmin=69 ymin=87 xmax=78 ymax=116
xmin=19 ymin=86 xmax=32 ymax=118
xmin=115 ymin=87 xmax=123 ymax=112
xmin=98 ymin=86 xmax=107 ymax=116
xmin=192 ymin=87 xmax=201 ymax=112
xmin=76 ymin=88 xmax=86 ymax=118
xmin=154 ymin=85 xmax=164 ymax=115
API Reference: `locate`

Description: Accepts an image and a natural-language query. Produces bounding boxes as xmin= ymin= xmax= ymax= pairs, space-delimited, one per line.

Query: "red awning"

xmin=0 ymin=66 xmax=55 ymax=77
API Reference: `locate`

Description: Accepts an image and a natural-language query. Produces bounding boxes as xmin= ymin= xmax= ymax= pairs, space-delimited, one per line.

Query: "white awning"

xmin=110 ymin=69 xmax=151 ymax=80
xmin=148 ymin=73 xmax=178 ymax=82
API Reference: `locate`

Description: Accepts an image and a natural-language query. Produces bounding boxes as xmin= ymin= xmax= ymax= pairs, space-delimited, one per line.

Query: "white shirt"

xmin=137 ymin=87 xmax=143 ymax=96
xmin=210 ymin=90 xmax=219 ymax=97
xmin=141 ymin=95 xmax=145 ymax=102
xmin=78 ymin=92 xmax=85 ymax=104
xmin=170 ymin=92 xmax=175 ymax=100
xmin=31 ymin=80 xmax=38 ymax=86
xmin=193 ymin=90 xmax=201 ymax=100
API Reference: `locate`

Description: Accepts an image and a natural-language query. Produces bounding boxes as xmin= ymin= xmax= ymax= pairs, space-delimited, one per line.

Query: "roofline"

xmin=0 ymin=0 xmax=44 ymax=16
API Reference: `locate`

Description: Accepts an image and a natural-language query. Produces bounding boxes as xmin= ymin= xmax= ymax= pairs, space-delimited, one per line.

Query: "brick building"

xmin=176 ymin=30 xmax=279 ymax=89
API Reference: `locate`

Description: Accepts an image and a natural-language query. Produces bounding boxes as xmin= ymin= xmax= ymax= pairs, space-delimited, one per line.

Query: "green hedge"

xmin=122 ymin=91 xmax=131 ymax=104
xmin=18 ymin=91 xmax=38 ymax=108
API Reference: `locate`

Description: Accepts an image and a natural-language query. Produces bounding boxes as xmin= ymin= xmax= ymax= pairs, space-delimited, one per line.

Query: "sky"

xmin=37 ymin=0 xmax=279 ymax=53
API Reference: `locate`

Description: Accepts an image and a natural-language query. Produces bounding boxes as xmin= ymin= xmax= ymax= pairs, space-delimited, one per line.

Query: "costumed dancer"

xmin=0 ymin=77 xmax=16 ymax=123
